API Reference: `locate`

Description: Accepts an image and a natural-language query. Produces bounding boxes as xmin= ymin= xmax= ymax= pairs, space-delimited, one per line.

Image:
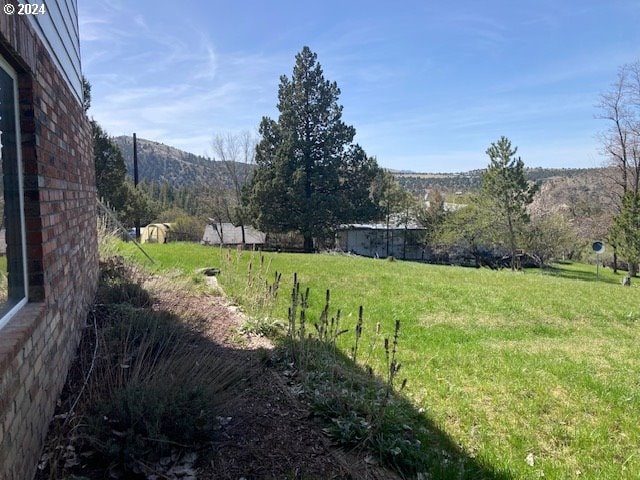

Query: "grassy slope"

xmin=118 ymin=242 xmax=640 ymax=479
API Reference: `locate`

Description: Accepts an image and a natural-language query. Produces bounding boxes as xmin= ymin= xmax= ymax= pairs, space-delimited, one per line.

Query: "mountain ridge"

xmin=112 ymin=135 xmax=253 ymax=188
xmin=114 ymin=135 xmax=607 ymax=192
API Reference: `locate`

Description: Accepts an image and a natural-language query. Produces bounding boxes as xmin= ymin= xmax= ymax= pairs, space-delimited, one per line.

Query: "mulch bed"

xmin=34 ymin=274 xmax=399 ymax=480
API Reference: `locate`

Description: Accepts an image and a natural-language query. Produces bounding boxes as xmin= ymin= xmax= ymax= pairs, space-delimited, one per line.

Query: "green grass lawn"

xmin=117 ymin=242 xmax=640 ymax=479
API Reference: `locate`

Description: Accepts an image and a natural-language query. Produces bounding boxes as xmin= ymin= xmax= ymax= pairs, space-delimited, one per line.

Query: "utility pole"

xmin=133 ymin=133 xmax=140 ymax=239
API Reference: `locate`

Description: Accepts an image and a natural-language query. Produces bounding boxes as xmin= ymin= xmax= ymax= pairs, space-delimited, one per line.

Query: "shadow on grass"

xmin=38 ymin=257 xmax=512 ymax=480
xmin=535 ymin=264 xmax=623 ymax=285
xmin=279 ymin=334 xmax=513 ymax=480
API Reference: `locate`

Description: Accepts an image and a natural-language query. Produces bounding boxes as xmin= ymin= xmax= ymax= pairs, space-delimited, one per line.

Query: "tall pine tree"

xmin=481 ymin=136 xmax=538 ymax=271
xmin=246 ymin=47 xmax=381 ymax=252
xmin=611 ymin=192 xmax=640 ymax=276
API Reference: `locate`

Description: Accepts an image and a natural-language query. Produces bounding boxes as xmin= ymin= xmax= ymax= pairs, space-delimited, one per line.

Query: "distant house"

xmin=424 ymin=201 xmax=467 ymax=213
xmin=202 ymin=221 xmax=266 ymax=247
xmin=336 ymin=221 xmax=427 ymax=260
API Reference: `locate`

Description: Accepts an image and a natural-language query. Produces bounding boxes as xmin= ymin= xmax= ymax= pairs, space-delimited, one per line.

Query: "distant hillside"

xmin=528 ymin=168 xmax=617 ymax=240
xmin=396 ymin=171 xmax=480 ymax=196
xmin=395 ymin=166 xmax=618 ymax=242
xmin=395 ymin=167 xmax=608 ymax=198
xmin=112 ymin=136 xmax=606 ymax=201
xmin=113 ymin=136 xmax=253 ymax=188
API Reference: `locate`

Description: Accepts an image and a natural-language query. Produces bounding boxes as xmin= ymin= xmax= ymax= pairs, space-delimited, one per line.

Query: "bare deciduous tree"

xmin=209 ymin=131 xmax=257 ymax=245
xmin=598 ymin=61 xmax=640 ymax=274
xmin=598 ymin=62 xmax=640 ymax=198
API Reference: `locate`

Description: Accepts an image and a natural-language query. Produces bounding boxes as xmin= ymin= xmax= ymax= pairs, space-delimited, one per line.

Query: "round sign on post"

xmin=592 ymin=241 xmax=605 ymax=281
xmin=592 ymin=241 xmax=605 ymax=254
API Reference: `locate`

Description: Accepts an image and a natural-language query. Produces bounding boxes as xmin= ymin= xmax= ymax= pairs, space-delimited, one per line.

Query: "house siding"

xmin=202 ymin=223 xmax=267 ymax=246
xmin=336 ymin=228 xmax=427 ymax=260
xmin=18 ymin=0 xmax=82 ymax=101
xmin=0 ymin=2 xmax=97 ymax=479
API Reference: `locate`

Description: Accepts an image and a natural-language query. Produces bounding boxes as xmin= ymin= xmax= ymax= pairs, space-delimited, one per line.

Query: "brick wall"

xmin=0 ymin=4 xmax=98 ymax=480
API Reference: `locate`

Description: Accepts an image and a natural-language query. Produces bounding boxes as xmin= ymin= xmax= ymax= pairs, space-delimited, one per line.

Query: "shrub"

xmin=46 ymin=257 xmax=241 ymax=477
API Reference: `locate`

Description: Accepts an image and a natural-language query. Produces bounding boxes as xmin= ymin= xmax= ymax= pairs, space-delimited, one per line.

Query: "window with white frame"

xmin=0 ymin=55 xmax=28 ymax=330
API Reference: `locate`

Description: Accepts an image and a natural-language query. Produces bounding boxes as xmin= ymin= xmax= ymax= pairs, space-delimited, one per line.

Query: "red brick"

xmin=0 ymin=8 xmax=98 ymax=480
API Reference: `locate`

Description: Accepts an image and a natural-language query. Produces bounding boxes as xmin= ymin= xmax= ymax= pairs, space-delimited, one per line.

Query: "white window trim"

xmin=0 ymin=54 xmax=28 ymax=330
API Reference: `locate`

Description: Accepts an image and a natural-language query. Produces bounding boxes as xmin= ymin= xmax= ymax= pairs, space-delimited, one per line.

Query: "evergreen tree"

xmin=611 ymin=192 xmax=640 ymax=274
xmin=481 ymin=137 xmax=538 ymax=271
xmin=246 ymin=46 xmax=382 ymax=252
xmin=82 ymin=76 xmax=91 ymax=113
xmin=92 ymin=120 xmax=128 ymax=210
xmin=92 ymin=121 xmax=157 ymax=224
xmin=118 ymin=181 xmax=157 ymax=226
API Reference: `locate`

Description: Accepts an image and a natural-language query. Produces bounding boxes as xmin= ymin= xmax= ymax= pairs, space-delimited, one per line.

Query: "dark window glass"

xmin=0 ymin=60 xmax=27 ymax=327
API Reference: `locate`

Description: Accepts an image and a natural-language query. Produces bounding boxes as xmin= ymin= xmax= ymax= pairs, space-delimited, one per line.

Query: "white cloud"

xmin=79 ymin=1 xmax=287 ymax=157
xmin=78 ymin=1 xmax=632 ymax=172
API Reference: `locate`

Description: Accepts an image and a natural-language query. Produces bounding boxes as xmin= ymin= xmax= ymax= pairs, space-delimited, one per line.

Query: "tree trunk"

xmin=303 ymin=234 xmax=314 ymax=253
xmin=402 ymin=229 xmax=407 ymax=260
xmin=386 ymin=206 xmax=390 ymax=258
xmin=216 ymin=220 xmax=224 ymax=245
xmin=505 ymin=209 xmax=517 ymax=271
xmin=613 ymin=247 xmax=618 ymax=274
xmin=240 ymin=223 xmax=246 ymax=248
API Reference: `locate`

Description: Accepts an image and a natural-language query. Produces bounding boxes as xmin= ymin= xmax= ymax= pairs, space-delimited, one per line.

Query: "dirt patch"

xmin=153 ymin=283 xmax=398 ymax=479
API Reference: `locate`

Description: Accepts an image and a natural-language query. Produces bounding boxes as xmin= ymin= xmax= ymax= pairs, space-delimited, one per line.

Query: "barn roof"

xmin=337 ymin=220 xmax=425 ymax=230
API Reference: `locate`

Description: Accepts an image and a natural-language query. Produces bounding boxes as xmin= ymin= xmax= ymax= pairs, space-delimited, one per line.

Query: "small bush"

xmin=239 ymin=316 xmax=284 ymax=337
xmin=49 ymin=257 xmax=241 ymax=477
xmin=96 ymin=257 xmax=152 ymax=307
xmin=89 ymin=382 xmax=218 ymax=461
xmin=82 ymin=303 xmax=238 ymax=470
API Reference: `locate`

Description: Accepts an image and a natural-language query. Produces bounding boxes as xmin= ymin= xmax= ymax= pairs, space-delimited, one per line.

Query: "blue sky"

xmin=79 ymin=0 xmax=640 ymax=172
